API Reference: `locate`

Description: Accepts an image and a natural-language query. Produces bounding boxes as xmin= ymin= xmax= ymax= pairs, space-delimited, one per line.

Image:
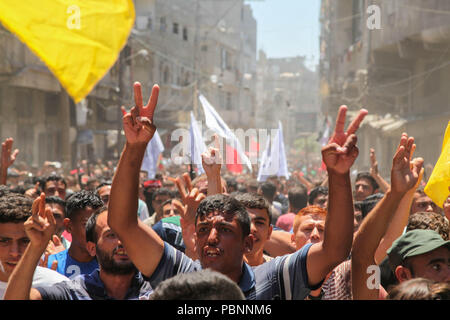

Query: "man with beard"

xmin=4 ymin=201 xmax=153 ymax=300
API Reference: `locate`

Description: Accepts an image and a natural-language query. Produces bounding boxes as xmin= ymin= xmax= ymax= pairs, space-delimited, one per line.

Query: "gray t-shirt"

xmin=147 ymin=242 xmax=319 ymax=300
xmin=0 ymin=266 xmax=69 ymax=299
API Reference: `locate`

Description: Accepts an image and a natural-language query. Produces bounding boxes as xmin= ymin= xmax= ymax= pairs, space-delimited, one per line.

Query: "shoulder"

xmin=32 ymin=266 xmax=70 ymax=287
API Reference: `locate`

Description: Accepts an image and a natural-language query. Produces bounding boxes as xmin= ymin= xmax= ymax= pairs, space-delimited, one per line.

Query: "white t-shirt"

xmin=0 ymin=266 xmax=69 ymax=299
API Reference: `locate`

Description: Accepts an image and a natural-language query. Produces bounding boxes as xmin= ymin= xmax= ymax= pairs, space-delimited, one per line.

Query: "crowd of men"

xmin=0 ymin=82 xmax=448 ymax=301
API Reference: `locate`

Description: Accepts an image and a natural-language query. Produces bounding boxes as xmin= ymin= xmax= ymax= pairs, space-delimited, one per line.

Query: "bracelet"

xmin=307 ymin=289 xmax=323 ymax=300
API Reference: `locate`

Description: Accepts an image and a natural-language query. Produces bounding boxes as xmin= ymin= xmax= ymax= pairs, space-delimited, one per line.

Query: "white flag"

xmin=189 ymin=111 xmax=207 ymax=175
xmin=141 ymin=129 xmax=164 ymax=179
xmin=276 ymin=121 xmax=290 ymax=180
xmin=198 ymin=94 xmax=252 ymax=171
xmin=257 ymin=121 xmax=290 ymax=182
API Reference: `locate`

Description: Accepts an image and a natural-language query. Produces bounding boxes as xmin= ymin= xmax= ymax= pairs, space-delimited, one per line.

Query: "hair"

xmin=308 ymin=186 xmax=328 ymax=205
xmin=85 ymin=205 xmax=108 ymax=243
xmin=292 ymin=205 xmax=327 ymax=235
xmin=245 ymin=179 xmax=259 ymax=194
xmin=414 ymin=187 xmax=427 ymax=197
xmin=196 ymin=194 xmax=251 ymax=238
xmin=65 ymin=190 xmax=103 ymax=220
xmin=226 ymin=177 xmax=238 ymax=191
xmin=149 ymin=269 xmax=245 ymax=300
xmin=0 ymin=185 xmax=11 ymax=198
xmin=355 ymin=193 xmax=385 ymax=219
xmin=0 ymin=193 xmax=32 ymax=223
xmin=45 ymin=195 xmax=66 ymax=209
xmin=406 ymin=211 xmax=449 ymax=240
xmin=355 ymin=172 xmax=379 ymax=191
xmin=95 ymin=181 xmax=111 ymax=192
xmin=288 ymin=185 xmax=308 ymax=211
xmin=233 ymin=193 xmax=272 ymax=224
xmin=42 ymin=174 xmax=67 ymax=190
xmin=388 ymin=278 xmax=450 ymax=300
xmin=151 ymin=187 xmax=173 ymax=202
xmin=259 ymin=181 xmax=277 ymax=201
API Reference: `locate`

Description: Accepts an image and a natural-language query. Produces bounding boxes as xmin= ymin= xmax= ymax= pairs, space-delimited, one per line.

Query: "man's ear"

xmin=244 ymin=234 xmax=254 ymax=254
xmin=63 ymin=218 xmax=72 ymax=233
xmin=290 ymin=232 xmax=296 ymax=247
xmin=395 ymin=265 xmax=412 ymax=283
xmin=86 ymin=241 xmax=96 ymax=257
xmin=267 ymin=224 xmax=273 ymax=240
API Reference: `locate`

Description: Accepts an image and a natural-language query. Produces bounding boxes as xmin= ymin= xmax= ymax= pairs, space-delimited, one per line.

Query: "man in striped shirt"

xmin=108 ymin=82 xmax=368 ymax=300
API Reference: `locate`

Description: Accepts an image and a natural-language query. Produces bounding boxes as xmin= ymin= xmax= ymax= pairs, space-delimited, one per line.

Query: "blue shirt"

xmin=36 ymin=269 xmax=153 ymax=300
xmin=147 ymin=242 xmax=320 ymax=300
xmin=47 ymin=249 xmax=99 ymax=279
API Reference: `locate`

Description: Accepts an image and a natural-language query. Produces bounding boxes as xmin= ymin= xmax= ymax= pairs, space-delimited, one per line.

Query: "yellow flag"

xmin=425 ymin=121 xmax=450 ymax=208
xmin=0 ymin=0 xmax=135 ymax=103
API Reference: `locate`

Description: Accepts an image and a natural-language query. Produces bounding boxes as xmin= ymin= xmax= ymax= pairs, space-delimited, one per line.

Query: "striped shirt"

xmin=147 ymin=242 xmax=320 ymax=300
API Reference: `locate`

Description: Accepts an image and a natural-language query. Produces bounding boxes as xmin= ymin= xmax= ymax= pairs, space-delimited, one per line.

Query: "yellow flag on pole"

xmin=424 ymin=121 xmax=450 ymax=208
xmin=0 ymin=0 xmax=135 ymax=103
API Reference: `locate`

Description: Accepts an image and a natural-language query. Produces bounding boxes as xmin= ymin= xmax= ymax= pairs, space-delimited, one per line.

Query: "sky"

xmin=246 ymin=0 xmax=321 ymax=70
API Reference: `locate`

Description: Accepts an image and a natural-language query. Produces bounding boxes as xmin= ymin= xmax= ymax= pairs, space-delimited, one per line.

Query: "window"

xmin=163 ymin=66 xmax=170 ymax=84
xmin=173 ymin=23 xmax=179 ymax=34
xmin=16 ymin=89 xmax=32 ymax=118
xmin=147 ymin=16 xmax=152 ymax=30
xmin=183 ymin=27 xmax=188 ymax=41
xmin=221 ymin=48 xmax=232 ymax=71
xmin=226 ymin=92 xmax=232 ymax=110
xmin=45 ymin=93 xmax=59 ymax=116
xmin=160 ymin=17 xmax=166 ymax=32
xmin=351 ymin=0 xmax=363 ymax=43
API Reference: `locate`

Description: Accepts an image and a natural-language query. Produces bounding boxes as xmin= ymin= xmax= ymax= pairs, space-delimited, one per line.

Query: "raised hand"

xmin=201 ymin=134 xmax=222 ymax=177
xmin=1 ymin=138 xmax=19 ymax=169
xmin=370 ymin=148 xmax=378 ymax=176
xmin=121 ymin=82 xmax=159 ymax=145
xmin=175 ymin=173 xmax=206 ymax=225
xmin=322 ymin=105 xmax=368 ymax=174
xmin=25 ymin=193 xmax=56 ymax=251
xmin=390 ymin=133 xmax=424 ymax=195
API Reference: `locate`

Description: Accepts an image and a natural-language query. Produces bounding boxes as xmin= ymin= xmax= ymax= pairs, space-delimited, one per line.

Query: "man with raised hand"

xmin=108 ymin=90 xmax=368 ymax=299
xmin=0 ymin=138 xmax=19 ymax=186
xmin=352 ymin=133 xmax=425 ymax=299
xmin=4 ymin=195 xmax=153 ymax=300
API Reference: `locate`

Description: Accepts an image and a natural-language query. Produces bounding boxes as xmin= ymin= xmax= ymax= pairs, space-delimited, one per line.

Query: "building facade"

xmin=320 ymin=0 xmax=450 ymax=176
xmin=0 ymin=0 xmax=258 ymax=169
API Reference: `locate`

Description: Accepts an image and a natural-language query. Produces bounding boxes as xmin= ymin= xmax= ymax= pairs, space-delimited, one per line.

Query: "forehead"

xmin=355 ymin=178 xmax=371 ymax=186
xmin=95 ymin=211 xmax=109 ymax=233
xmin=46 ymin=180 xmax=65 ymax=188
xmin=197 ymin=210 xmax=237 ymax=224
xmin=46 ymin=203 xmax=64 ymax=212
xmin=246 ymin=207 xmax=269 ymax=220
xmin=299 ymin=214 xmax=325 ymax=225
xmin=415 ymin=195 xmax=433 ymax=203
xmin=98 ymin=185 xmax=111 ymax=196
xmin=73 ymin=207 xmax=96 ymax=221
xmin=0 ymin=223 xmax=26 ymax=238
xmin=409 ymin=246 xmax=450 ymax=263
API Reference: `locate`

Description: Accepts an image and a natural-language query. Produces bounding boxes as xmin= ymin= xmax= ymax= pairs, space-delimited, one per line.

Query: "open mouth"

xmin=204 ymin=247 xmax=222 ymax=258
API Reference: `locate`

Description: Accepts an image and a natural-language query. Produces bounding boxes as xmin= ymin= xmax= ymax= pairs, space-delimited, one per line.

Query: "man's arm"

xmin=306 ymin=106 xmax=368 ymax=287
xmin=108 ymin=83 xmax=165 ymax=278
xmin=202 ymin=134 xmax=222 ymax=196
xmin=374 ymin=166 xmax=423 ymax=264
xmin=4 ymin=194 xmax=54 ymax=300
xmin=369 ymin=148 xmax=390 ymax=193
xmin=352 ymin=133 xmax=423 ymax=300
xmin=263 ymin=230 xmax=296 ymax=257
xmin=0 ymin=138 xmax=19 ymax=185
